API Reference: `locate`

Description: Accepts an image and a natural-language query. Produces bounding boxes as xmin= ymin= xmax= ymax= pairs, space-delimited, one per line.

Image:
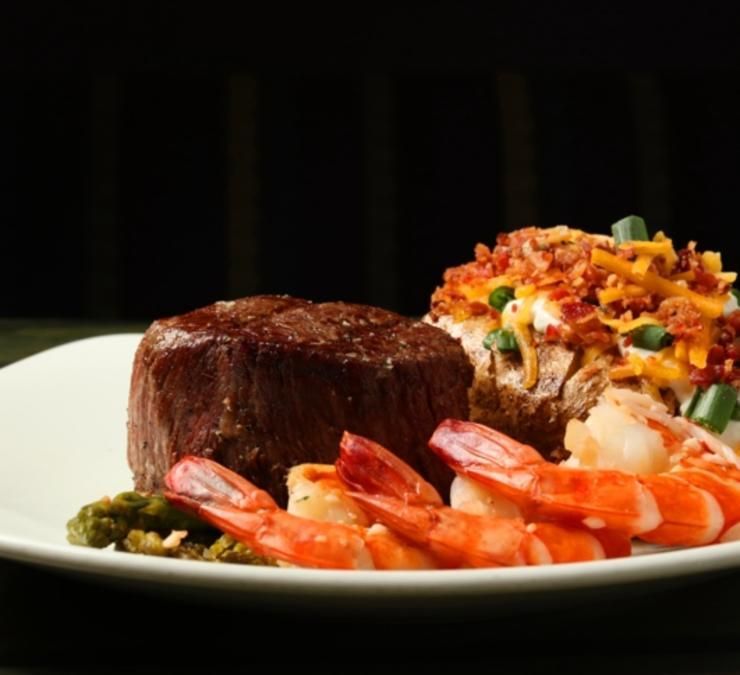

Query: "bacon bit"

xmin=468 ymin=302 xmax=491 ymax=316
xmin=688 ymin=313 xmax=740 ymax=386
xmin=655 ymin=297 xmax=704 ymax=340
xmin=707 ymin=344 xmax=727 ymax=365
xmin=693 ymin=267 xmax=720 ymax=293
xmin=549 ymin=288 xmax=570 ymax=301
xmin=542 ymin=325 xmax=562 ymax=343
xmin=618 ymin=245 xmax=636 ymax=260
xmin=690 ymin=364 xmax=726 ymax=388
xmin=561 ymin=301 xmax=596 ymax=323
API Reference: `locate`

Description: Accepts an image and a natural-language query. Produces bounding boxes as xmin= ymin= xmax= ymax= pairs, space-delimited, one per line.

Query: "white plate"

xmin=1 ymin=334 xmax=739 ymax=614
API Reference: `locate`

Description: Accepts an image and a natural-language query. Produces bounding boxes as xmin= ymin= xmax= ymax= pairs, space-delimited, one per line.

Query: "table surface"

xmin=2 ymin=320 xmax=740 ymax=671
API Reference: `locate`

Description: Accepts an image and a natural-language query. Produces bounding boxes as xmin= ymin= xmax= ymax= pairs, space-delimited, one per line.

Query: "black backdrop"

xmin=2 ymin=3 xmax=740 ymax=321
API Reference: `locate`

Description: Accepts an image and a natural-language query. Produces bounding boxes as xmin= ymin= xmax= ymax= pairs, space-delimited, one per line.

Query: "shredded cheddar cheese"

xmin=597 ymin=285 xmax=648 ymax=304
xmin=620 ymin=240 xmax=674 ymax=257
xmin=702 ymin=251 xmax=722 ymax=273
xmin=591 ymin=248 xmax=725 ymax=318
xmin=668 ymin=271 xmax=695 ymax=282
xmin=652 ymin=231 xmax=679 ymax=271
xmin=598 ymin=314 xmax=662 ymax=333
xmin=511 ymin=323 xmax=538 ymax=389
xmin=611 ymin=354 xmax=686 ymax=384
xmin=514 ymin=284 xmax=537 ymax=299
xmin=632 ymin=254 xmax=654 ymax=277
xmin=687 ymin=318 xmax=713 ymax=369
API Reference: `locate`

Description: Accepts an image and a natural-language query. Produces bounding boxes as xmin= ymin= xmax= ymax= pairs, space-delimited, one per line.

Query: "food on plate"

xmin=430 ymin=388 xmax=740 ymax=547
xmin=164 ymin=454 xmax=438 ymax=570
xmin=427 ymin=216 xmax=739 ymax=458
xmin=67 ymin=217 xmax=740 ymax=571
xmin=66 ymin=491 xmax=209 ymax=548
xmin=332 ymin=431 xmax=631 ymax=564
xmin=163 ymin=432 xmax=629 ymax=568
xmin=128 ymin=295 xmax=472 ymax=505
xmin=66 ymin=491 xmax=271 ymax=564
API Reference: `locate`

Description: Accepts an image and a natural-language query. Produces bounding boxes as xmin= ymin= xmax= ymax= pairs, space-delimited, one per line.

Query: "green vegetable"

xmin=683 ymin=388 xmax=703 ymax=420
xmin=689 ymin=383 xmax=738 ymax=434
xmin=483 ymin=328 xmax=519 ymax=352
xmin=731 ymin=288 xmax=740 ymax=305
xmin=488 ymin=286 xmax=516 ymax=312
xmin=611 ymin=215 xmax=649 ymax=244
xmin=732 ymin=402 xmax=740 ymax=422
xmin=205 ymin=534 xmax=272 ymax=565
xmin=630 ymin=325 xmax=673 ymax=351
xmin=67 ymin=491 xmax=274 ymax=566
xmin=120 ymin=530 xmax=273 ymax=565
xmin=66 ymin=491 xmax=211 ymax=549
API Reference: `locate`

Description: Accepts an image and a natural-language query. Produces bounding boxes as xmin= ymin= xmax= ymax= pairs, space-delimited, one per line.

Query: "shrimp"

xmin=285 ymin=463 xmax=437 ymax=569
xmin=565 ymin=387 xmax=740 ymax=472
xmin=164 ymin=456 xmax=436 ymax=570
xmin=428 ymin=401 xmax=740 ymax=546
xmin=336 ymin=432 xmax=631 ymax=564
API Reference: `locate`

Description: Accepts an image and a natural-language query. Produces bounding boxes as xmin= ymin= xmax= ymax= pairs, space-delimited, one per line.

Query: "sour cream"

xmin=724 ymin=292 xmax=739 ymax=317
xmin=532 ymin=296 xmax=562 ymax=333
xmin=503 ymin=295 xmax=562 ymax=333
xmin=617 ymin=337 xmax=659 ymax=362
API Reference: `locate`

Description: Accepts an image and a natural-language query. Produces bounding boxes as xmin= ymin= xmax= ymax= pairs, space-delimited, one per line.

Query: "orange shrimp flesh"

xmin=285 ymin=462 xmax=438 ymax=570
xmin=338 ymin=432 xmax=630 ymax=564
xmin=165 ymin=457 xmax=372 ymax=569
xmin=165 ymin=457 xmax=436 ymax=570
xmin=429 ymin=419 xmax=729 ymax=547
xmin=347 ymin=492 xmax=537 ymax=566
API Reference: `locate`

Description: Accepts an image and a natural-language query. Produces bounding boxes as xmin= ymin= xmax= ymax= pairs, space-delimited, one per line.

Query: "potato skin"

xmin=428 ymin=315 xmax=611 ymax=459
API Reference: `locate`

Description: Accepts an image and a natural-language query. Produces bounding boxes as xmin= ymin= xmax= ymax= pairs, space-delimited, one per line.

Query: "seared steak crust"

xmin=128 ymin=296 xmax=473 ymax=504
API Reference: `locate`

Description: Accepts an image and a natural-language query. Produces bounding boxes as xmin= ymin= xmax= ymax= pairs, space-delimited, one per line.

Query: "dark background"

xmin=1 ymin=4 xmax=740 ymax=323
xmin=3 ymin=4 xmax=740 ymax=671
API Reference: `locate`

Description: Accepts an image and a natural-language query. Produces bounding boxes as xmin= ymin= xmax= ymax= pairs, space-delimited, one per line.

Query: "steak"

xmin=128 ymin=295 xmax=473 ymax=504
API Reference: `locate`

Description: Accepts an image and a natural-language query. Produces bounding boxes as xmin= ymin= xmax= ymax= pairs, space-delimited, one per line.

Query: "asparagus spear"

xmin=67 ymin=491 xmax=274 ymax=565
xmin=120 ymin=531 xmax=272 ymax=564
xmin=66 ymin=491 xmax=211 ymax=548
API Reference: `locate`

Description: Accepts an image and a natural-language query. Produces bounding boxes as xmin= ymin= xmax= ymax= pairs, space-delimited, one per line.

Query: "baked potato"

xmin=426 ymin=219 xmax=740 ymax=459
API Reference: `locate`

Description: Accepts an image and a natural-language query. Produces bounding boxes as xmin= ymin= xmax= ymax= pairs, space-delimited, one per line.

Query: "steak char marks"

xmin=128 ymin=296 xmax=473 ymax=504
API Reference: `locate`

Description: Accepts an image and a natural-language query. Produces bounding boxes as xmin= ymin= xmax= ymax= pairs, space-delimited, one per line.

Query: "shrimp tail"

xmin=164 ymin=456 xmax=372 ymax=569
xmin=337 ymin=432 xmax=444 ymax=506
xmin=165 ymin=455 xmax=278 ymax=512
xmin=430 ymin=419 xmax=663 ymax=536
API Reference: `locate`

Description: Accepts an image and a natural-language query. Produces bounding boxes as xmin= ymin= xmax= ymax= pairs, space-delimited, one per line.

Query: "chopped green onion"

xmin=488 ymin=286 xmax=515 ymax=312
xmin=731 ymin=288 xmax=740 ymax=304
xmin=690 ymin=383 xmax=738 ymax=434
xmin=611 ymin=215 xmax=649 ymax=244
xmin=630 ymin=325 xmax=673 ymax=351
xmin=482 ymin=328 xmax=519 ymax=352
xmin=482 ymin=331 xmax=497 ymax=350
xmin=683 ymin=388 xmax=703 ymax=420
